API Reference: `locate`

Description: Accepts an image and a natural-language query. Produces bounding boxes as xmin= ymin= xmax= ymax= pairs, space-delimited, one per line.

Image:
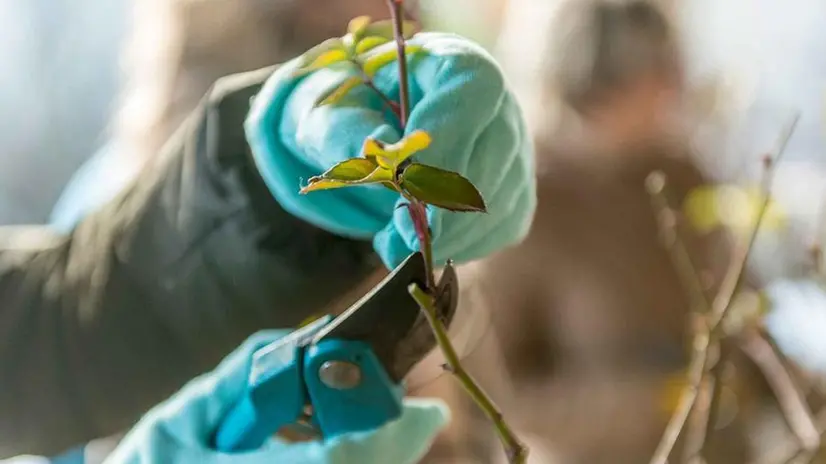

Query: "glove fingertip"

xmin=401 ymin=398 xmax=452 ymax=430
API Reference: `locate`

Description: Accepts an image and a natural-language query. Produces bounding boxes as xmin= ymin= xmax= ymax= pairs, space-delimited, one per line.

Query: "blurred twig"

xmin=708 ymin=113 xmax=799 ymax=335
xmin=647 ymin=114 xmax=802 ymax=464
xmin=741 ymin=330 xmax=819 ymax=456
xmin=646 ymin=172 xmax=714 ymax=464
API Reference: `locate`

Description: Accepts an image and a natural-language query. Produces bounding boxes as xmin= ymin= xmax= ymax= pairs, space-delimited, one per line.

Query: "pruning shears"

xmin=214 ymin=252 xmax=458 ymax=451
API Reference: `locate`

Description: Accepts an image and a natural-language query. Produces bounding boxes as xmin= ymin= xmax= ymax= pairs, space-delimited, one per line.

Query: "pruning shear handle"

xmin=213 ymin=252 xmax=458 ymax=452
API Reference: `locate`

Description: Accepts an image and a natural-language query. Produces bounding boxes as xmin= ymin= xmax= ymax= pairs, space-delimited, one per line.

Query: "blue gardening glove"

xmin=247 ymin=32 xmax=536 ymax=269
xmin=104 ymin=331 xmax=449 ymax=464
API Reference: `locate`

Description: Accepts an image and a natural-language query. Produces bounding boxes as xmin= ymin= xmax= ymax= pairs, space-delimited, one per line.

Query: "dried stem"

xmin=383 ymin=2 xmax=528 ymax=462
xmin=700 ymin=343 xmax=728 ymax=457
xmin=647 ymin=114 xmax=802 ymax=464
xmin=647 ymin=172 xmax=713 ymax=464
xmin=649 ymin=333 xmax=711 ymax=464
xmin=708 ymin=113 xmax=799 ymax=335
xmin=780 ymin=408 xmax=826 ymax=463
xmin=682 ymin=376 xmax=713 ymax=463
xmin=742 ymin=329 xmax=820 ymax=452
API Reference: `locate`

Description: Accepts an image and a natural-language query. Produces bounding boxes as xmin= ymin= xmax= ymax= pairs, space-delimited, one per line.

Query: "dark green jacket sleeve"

xmin=0 ymin=66 xmax=381 ymax=458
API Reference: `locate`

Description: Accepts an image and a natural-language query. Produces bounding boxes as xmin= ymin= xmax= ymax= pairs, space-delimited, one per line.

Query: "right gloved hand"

xmin=104 ymin=331 xmax=450 ymax=464
xmin=246 ymin=32 xmax=537 ymax=269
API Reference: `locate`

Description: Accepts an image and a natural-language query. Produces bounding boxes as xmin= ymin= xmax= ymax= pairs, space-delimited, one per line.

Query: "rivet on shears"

xmin=318 ymin=361 xmax=362 ymax=390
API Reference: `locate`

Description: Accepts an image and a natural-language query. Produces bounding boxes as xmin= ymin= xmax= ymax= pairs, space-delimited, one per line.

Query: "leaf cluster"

xmin=295 ymin=16 xmax=487 ymax=214
xmin=294 ymin=16 xmax=424 ymax=107
xmin=300 ymin=131 xmax=486 ymax=213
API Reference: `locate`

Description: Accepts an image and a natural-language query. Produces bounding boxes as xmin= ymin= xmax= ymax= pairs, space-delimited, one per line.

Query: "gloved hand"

xmin=247 ymin=32 xmax=536 ymax=268
xmin=104 ymin=331 xmax=450 ymax=464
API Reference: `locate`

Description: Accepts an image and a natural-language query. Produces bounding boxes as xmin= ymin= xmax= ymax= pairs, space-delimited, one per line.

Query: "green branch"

xmin=409 ymin=283 xmax=528 ymax=463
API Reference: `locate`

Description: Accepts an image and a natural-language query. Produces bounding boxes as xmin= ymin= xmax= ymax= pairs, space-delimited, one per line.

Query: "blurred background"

xmin=6 ymin=0 xmax=826 ymax=463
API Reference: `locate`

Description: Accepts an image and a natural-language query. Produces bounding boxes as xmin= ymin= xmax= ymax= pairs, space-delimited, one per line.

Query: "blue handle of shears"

xmin=214 ymin=327 xmax=404 ymax=452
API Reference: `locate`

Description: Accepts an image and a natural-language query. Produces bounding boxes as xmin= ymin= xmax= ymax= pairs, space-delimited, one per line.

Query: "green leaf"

xmin=395 ymin=131 xmax=432 ymax=159
xmin=362 ymin=138 xmax=392 ymax=169
xmin=400 ymin=163 xmax=487 ymax=212
xmin=355 ymin=36 xmax=391 ymax=55
xmin=302 ymin=49 xmax=349 ymax=73
xmin=293 ymin=38 xmax=347 ymax=76
xmin=300 ymin=160 xmax=394 ymax=194
xmin=315 ymin=76 xmax=363 ymax=107
xmin=318 ymin=158 xmax=377 ymax=181
xmin=362 ymin=20 xmax=418 ymax=40
xmin=362 ymin=45 xmax=424 ymax=78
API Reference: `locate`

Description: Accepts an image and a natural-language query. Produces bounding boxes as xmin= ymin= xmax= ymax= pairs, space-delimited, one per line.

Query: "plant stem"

xmin=708 ymin=113 xmax=799 ymax=336
xmin=409 ymin=283 xmax=528 ymax=464
xmin=358 ymin=67 xmax=402 ymax=121
xmin=698 ymin=343 xmax=728 ymax=459
xmin=383 ymin=3 xmax=527 ymax=462
xmin=742 ymin=330 xmax=820 ymax=452
xmin=649 ymin=332 xmax=711 ymax=464
xmin=647 ymin=114 xmax=801 ymax=464
xmin=386 ymin=0 xmax=411 ymax=126
xmin=405 ymin=196 xmax=436 ymax=289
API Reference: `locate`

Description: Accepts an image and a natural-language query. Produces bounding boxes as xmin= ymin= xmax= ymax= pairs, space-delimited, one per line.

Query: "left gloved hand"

xmin=247 ymin=32 xmax=536 ymax=269
xmin=104 ymin=331 xmax=450 ymax=464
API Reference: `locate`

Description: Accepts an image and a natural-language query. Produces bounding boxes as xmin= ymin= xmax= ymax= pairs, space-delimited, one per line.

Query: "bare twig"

xmin=649 ymin=333 xmax=711 ymax=464
xmin=742 ymin=330 xmax=820 ymax=453
xmin=647 ymin=113 xmax=801 ymax=464
xmin=647 ymin=172 xmax=717 ymax=464
xmin=648 ymin=172 xmax=711 ymax=312
xmin=777 ymin=406 xmax=826 ymax=463
xmin=700 ymin=343 xmax=729 ymax=454
xmin=708 ymin=113 xmax=800 ymax=335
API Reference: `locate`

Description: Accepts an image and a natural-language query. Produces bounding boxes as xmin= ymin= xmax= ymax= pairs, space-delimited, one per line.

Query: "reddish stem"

xmin=386 ymin=0 xmax=411 ymax=126
xmin=408 ymin=199 xmax=434 ymax=290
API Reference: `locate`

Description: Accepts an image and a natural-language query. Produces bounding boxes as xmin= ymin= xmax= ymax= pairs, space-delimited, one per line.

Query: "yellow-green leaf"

xmin=361 ymin=130 xmax=432 ymax=170
xmin=362 ymin=20 xmax=417 ymax=40
xmin=353 ymin=166 xmax=394 ymax=184
xmin=301 ymin=160 xmax=393 ymax=194
xmin=400 ymin=163 xmax=487 ymax=212
xmin=348 ymin=16 xmax=372 ymax=38
xmin=293 ymin=38 xmax=346 ymax=76
xmin=362 ymin=138 xmax=393 ymax=169
xmin=362 ymin=45 xmax=424 ymax=78
xmin=315 ymin=76 xmax=363 ymax=107
xmin=356 ymin=36 xmax=391 ymax=55
xmin=296 ymin=49 xmax=349 ymax=76
xmin=363 ymin=138 xmax=385 ymax=158
xmin=397 ymin=131 xmax=432 ymax=159
xmin=319 ymin=158 xmax=377 ymax=181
